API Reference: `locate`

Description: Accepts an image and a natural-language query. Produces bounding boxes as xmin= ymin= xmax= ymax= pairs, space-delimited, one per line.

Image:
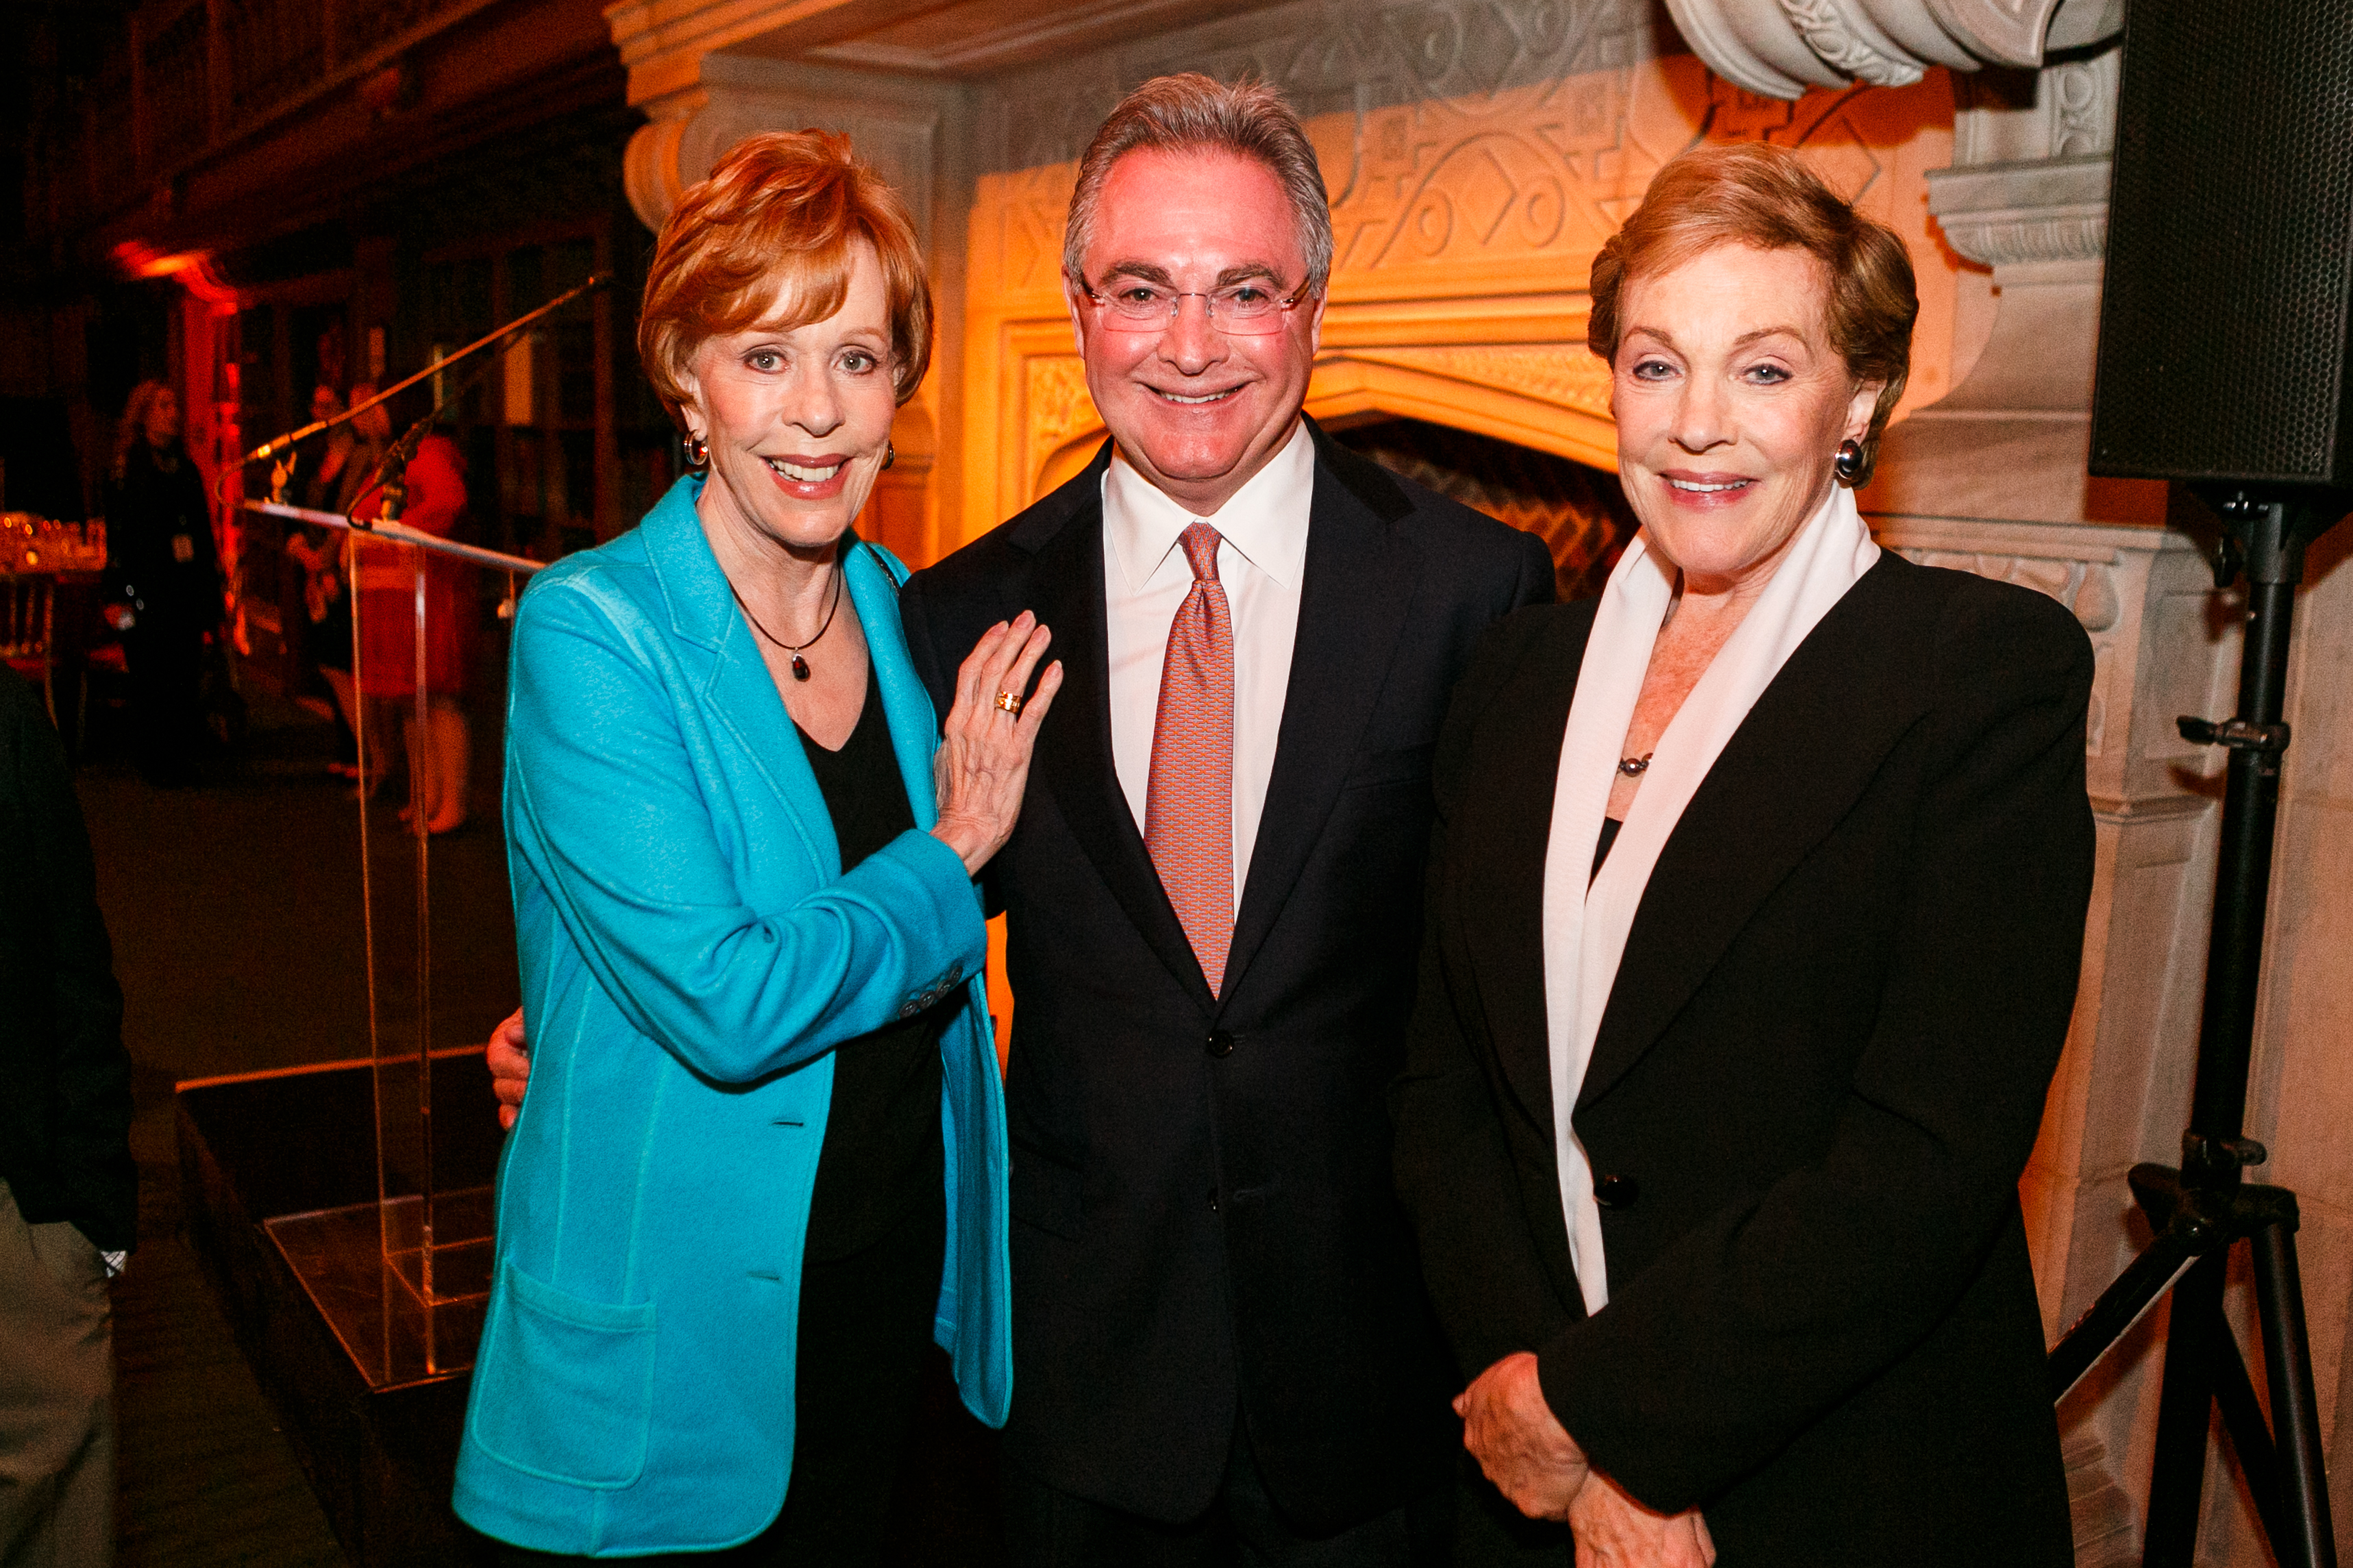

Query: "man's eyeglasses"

xmin=1079 ymin=279 xmax=1311 ymax=335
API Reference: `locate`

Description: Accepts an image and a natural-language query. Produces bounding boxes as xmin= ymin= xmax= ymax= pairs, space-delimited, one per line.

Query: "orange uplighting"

xmin=110 ymin=241 xmax=239 ymax=309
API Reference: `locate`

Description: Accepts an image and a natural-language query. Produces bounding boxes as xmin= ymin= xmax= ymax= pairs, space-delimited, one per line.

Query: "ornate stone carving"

xmin=619 ymin=56 xmax=949 ymax=242
xmin=622 ymin=116 xmax=689 ymax=236
xmin=1888 ymin=545 xmax=2119 ymax=632
xmin=1024 ymin=356 xmax=1101 ymax=484
xmin=1666 ymin=0 xmax=2120 ymax=100
xmin=1928 ymin=195 xmax=2108 ymax=267
xmin=1775 ymin=0 xmax=1924 ymax=88
xmin=978 ymin=0 xmax=1662 ymax=174
xmin=1347 ymin=343 xmax=1616 ymax=420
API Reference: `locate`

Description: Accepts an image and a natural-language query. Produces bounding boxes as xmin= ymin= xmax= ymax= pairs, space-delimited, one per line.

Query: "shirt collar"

xmin=1102 ymin=419 xmax=1315 ymax=594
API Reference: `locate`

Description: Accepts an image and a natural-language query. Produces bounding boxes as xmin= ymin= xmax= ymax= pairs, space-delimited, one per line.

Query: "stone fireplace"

xmin=600 ymin=2 xmax=2353 ymax=1561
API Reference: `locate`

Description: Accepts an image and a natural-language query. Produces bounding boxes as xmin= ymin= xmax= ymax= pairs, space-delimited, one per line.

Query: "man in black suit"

xmin=0 ymin=666 xmax=134 ymax=1565
xmin=898 ymin=75 xmax=1553 ymax=1565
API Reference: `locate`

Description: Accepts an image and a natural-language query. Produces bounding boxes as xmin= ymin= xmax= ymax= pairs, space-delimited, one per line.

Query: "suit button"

xmin=1594 ymin=1174 xmax=1639 ymax=1210
xmin=1206 ymin=1030 xmax=1235 ymax=1058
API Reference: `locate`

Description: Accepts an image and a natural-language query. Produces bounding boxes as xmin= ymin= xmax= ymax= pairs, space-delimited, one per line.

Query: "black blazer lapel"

xmin=1219 ymin=427 xmax=1421 ymax=1004
xmin=1023 ymin=463 xmax=1218 ymax=1008
xmin=1459 ymin=605 xmax=1595 ymax=1132
xmin=1577 ymin=554 xmax=1931 ymax=1113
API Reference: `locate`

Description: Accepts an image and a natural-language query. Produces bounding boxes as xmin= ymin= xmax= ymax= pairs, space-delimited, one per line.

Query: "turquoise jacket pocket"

xmin=469 ymin=1260 xmax=657 ymax=1490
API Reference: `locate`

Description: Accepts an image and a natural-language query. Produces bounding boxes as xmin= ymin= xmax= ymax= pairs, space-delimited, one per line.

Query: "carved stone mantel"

xmin=1662 ymin=0 xmax=2123 ymax=99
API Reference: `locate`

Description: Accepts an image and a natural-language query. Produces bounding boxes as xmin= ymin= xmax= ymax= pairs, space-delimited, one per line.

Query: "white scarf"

xmin=1540 ymin=484 xmax=1878 ymax=1316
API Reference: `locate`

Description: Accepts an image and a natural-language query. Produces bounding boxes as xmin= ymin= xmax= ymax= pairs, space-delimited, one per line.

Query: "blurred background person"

xmin=0 ymin=664 xmax=135 ymax=1567
xmin=104 ymin=380 xmax=223 ymax=788
xmin=348 ymin=399 xmax=471 ymax=832
xmin=311 ymin=387 xmax=396 ymax=795
xmin=282 ymin=384 xmax=362 ymax=778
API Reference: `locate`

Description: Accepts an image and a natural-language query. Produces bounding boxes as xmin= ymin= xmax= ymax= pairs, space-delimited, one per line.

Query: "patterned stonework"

xmin=1024 ymin=356 xmax=1100 ymax=488
xmin=1346 ymin=344 xmax=1616 ymax=420
xmin=1888 ymin=547 xmax=2120 ymax=632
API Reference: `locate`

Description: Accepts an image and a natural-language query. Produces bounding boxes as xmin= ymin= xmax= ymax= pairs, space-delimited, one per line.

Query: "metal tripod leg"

xmin=2143 ymin=1253 xmax=2227 ymax=1568
xmin=2051 ymin=1229 xmax=2196 ymax=1400
xmin=2253 ymin=1220 xmax=2337 ymax=1568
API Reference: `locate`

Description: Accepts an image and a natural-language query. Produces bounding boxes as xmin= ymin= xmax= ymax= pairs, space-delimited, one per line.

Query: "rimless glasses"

xmin=1079 ymin=277 xmax=1311 ymax=335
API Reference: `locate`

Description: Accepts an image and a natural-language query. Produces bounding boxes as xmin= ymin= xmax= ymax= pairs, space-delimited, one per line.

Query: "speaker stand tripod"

xmin=2049 ymin=490 xmax=2346 ymax=1568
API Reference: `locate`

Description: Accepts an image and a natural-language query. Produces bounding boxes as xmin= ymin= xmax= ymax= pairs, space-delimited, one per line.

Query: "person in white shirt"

xmin=899 ymin=74 xmax=1553 ymax=1567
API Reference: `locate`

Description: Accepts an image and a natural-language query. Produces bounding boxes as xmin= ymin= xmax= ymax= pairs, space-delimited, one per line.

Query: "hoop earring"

xmin=881 ymin=440 xmax=896 ymax=471
xmin=685 ymin=432 xmax=711 ymax=471
xmin=1834 ymin=438 xmax=1864 ymax=485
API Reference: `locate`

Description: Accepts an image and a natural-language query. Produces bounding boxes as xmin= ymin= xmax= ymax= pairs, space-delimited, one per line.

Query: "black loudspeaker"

xmin=2090 ymin=0 xmax=2353 ymax=487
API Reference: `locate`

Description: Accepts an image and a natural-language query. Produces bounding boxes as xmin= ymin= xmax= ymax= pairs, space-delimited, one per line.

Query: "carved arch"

xmin=1021 ymin=349 xmax=1621 ymax=508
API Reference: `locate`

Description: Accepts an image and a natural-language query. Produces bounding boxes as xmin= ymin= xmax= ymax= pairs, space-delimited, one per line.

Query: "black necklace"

xmin=728 ymin=566 xmax=844 ymax=682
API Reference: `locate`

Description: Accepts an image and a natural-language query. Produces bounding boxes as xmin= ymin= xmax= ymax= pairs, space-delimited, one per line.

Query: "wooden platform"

xmin=176 ymin=1056 xmax=503 ymax=1567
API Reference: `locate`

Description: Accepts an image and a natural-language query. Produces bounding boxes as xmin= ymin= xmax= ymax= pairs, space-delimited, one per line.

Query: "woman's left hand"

xmin=1568 ymin=1470 xmax=1716 ymax=1568
xmin=1457 ymin=1352 xmax=1590 ymax=1519
xmin=931 ymin=610 xmax=1062 ymax=876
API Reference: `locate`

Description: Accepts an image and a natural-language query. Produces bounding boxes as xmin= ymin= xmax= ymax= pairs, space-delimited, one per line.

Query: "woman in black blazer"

xmin=1390 ymin=145 xmax=2093 ymax=1566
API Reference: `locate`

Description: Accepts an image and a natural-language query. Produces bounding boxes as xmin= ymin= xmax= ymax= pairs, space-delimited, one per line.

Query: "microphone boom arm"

xmin=238 ymin=271 xmax=612 ymax=469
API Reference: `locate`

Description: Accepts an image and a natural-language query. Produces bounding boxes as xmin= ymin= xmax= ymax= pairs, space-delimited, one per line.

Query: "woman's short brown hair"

xmin=638 ymin=130 xmax=933 ymax=422
xmin=1588 ymin=143 xmax=1917 ymax=486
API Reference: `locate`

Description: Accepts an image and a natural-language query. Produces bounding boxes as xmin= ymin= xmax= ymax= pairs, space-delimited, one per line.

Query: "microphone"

xmin=238 ymin=271 xmax=613 ymax=469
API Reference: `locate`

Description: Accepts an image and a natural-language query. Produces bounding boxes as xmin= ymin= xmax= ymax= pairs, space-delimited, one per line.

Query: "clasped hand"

xmin=1456 ymin=1353 xmax=1715 ymax=1568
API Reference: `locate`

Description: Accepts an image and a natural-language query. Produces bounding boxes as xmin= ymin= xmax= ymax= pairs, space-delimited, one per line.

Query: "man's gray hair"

xmin=1063 ymin=73 xmax=1335 ymax=296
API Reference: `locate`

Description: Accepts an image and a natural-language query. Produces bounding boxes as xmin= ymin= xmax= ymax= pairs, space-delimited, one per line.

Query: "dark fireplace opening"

xmin=1329 ymin=417 xmax=1636 ymax=603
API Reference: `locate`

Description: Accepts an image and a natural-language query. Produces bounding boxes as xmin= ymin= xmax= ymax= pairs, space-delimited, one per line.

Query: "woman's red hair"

xmin=637 ymin=130 xmax=933 ymax=420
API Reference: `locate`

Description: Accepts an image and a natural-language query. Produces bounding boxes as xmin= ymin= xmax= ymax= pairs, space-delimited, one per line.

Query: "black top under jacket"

xmin=792 ymin=671 xmax=950 ymax=1265
xmin=898 ymin=419 xmax=1556 ymax=1533
xmin=0 ymin=667 xmax=134 ymax=1252
xmin=1391 ymin=552 xmax=2093 ymax=1566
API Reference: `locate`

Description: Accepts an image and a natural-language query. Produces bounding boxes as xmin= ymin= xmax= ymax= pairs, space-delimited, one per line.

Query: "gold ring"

xmin=994 ymin=690 xmax=1023 ymax=715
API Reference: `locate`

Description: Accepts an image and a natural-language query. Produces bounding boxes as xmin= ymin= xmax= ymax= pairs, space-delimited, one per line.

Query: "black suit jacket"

xmin=0 ymin=667 xmax=134 ymax=1252
xmin=1391 ymin=553 xmax=2090 ymax=1565
xmin=900 ymin=421 xmax=1555 ymax=1530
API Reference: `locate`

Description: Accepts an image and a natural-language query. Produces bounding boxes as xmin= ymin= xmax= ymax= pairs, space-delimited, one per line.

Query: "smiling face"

xmin=1610 ymin=242 xmax=1881 ymax=595
xmin=1068 ymin=148 xmax=1325 ymax=517
xmin=676 ymin=240 xmax=898 ymax=560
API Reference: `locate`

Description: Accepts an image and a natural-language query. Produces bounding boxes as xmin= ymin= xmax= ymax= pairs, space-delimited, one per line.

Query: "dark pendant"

xmin=1618 ymin=753 xmax=1652 ymax=777
xmin=791 ymin=655 xmax=811 ymax=682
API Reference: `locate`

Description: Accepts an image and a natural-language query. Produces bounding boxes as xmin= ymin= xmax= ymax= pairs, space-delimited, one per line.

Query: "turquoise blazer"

xmin=453 ymin=477 xmax=1011 ymax=1556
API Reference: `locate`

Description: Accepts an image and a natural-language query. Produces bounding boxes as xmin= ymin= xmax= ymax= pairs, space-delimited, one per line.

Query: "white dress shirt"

xmin=1102 ymin=419 xmax=1315 ymax=914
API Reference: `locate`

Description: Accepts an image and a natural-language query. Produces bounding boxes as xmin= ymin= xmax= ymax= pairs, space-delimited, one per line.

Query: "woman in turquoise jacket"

xmin=454 ymin=132 xmax=1061 ymax=1561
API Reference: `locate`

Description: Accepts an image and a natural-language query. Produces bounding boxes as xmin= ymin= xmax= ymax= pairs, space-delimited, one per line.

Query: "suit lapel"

xmin=1024 ymin=471 xmax=1218 ymax=1006
xmin=1219 ymin=430 xmax=1420 ymax=1004
xmin=1575 ymin=555 xmax=1928 ymax=1113
xmin=1459 ymin=606 xmax=1595 ymax=1130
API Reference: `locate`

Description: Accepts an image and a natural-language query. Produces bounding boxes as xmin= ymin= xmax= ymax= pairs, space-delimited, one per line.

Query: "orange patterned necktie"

xmin=1145 ymin=522 xmax=1236 ymax=998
